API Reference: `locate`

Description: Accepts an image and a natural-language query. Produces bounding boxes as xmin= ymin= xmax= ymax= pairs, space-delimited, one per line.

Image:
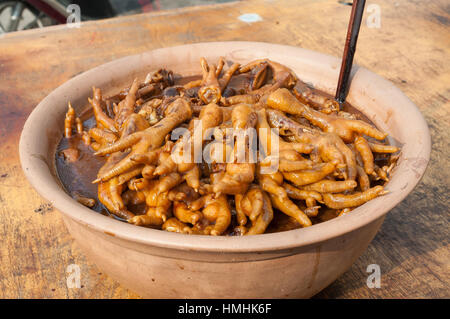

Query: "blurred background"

xmin=0 ymin=0 xmax=236 ymax=33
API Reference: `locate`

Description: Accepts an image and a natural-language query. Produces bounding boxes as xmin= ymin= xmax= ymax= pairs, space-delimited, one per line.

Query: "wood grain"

xmin=0 ymin=0 xmax=448 ymax=298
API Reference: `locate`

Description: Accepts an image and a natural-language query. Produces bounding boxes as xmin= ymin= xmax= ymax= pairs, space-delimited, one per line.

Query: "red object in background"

xmin=139 ymin=0 xmax=160 ymax=12
xmin=26 ymin=0 xmax=67 ymax=23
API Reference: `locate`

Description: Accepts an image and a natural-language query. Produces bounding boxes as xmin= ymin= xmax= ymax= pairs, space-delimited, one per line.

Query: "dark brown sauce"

xmin=56 ymin=118 xmax=109 ymax=216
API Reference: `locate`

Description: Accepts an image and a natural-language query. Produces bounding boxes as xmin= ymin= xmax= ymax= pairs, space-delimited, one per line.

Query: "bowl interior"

xmin=19 ymin=41 xmax=431 ymax=252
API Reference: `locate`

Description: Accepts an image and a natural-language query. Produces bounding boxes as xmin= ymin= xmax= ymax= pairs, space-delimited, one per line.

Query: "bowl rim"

xmin=19 ymin=41 xmax=431 ymax=253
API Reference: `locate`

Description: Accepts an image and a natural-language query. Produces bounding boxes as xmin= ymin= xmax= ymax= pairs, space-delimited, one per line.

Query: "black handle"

xmin=335 ymin=0 xmax=366 ymax=105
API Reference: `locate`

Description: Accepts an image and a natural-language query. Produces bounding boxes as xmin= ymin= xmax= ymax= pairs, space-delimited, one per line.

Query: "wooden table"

xmin=0 ymin=0 xmax=448 ymax=299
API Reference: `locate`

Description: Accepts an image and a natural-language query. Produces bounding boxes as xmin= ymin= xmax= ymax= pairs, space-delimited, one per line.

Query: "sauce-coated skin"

xmin=57 ymin=58 xmax=399 ymax=236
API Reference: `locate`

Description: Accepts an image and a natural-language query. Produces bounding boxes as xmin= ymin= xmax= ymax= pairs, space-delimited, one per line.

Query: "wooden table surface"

xmin=0 ymin=0 xmax=448 ymax=299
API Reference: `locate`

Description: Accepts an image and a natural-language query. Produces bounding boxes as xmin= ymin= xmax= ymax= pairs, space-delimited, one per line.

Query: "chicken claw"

xmin=267 ymin=88 xmax=387 ymax=142
xmin=94 ymin=98 xmax=192 ymax=182
xmin=198 ymin=58 xmax=221 ymax=104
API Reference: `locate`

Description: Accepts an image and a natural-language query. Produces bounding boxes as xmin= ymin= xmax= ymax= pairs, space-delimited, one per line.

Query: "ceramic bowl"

xmin=19 ymin=42 xmax=431 ymax=298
